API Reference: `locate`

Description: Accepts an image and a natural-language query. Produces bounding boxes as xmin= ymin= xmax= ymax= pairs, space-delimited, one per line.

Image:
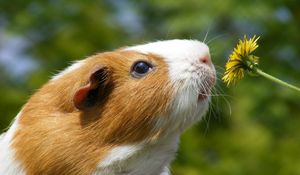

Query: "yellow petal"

xmin=222 ymin=35 xmax=260 ymax=86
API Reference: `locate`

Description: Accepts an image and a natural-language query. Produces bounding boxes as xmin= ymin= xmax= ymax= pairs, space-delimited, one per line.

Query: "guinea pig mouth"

xmin=197 ymin=89 xmax=210 ymax=101
xmin=197 ymin=73 xmax=215 ymax=101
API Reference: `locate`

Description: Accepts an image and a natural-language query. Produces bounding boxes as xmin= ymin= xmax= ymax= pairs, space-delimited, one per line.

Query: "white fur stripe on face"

xmin=125 ymin=39 xmax=210 ymax=83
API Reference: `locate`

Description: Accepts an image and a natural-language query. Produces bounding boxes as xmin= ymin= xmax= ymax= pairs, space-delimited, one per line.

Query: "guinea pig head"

xmin=72 ymin=39 xmax=215 ymax=143
xmin=70 ymin=40 xmax=216 ymax=143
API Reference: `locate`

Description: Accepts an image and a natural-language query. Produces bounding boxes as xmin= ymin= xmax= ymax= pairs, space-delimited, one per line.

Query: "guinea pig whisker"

xmin=214 ymin=65 xmax=225 ymax=72
xmin=203 ymin=91 xmax=225 ymax=132
xmin=203 ymin=26 xmax=211 ymax=44
xmin=211 ymin=85 xmax=233 ymax=117
xmin=206 ymin=33 xmax=228 ymax=45
xmin=202 ymin=89 xmax=223 ymax=135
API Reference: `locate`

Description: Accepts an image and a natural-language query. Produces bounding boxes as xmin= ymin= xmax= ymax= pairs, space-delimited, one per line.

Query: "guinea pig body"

xmin=0 ymin=40 xmax=215 ymax=175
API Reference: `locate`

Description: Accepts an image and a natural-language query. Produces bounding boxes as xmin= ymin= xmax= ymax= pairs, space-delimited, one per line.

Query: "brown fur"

xmin=12 ymin=51 xmax=174 ymax=175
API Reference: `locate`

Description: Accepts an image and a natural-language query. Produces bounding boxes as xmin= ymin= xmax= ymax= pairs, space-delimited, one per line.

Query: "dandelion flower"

xmin=222 ymin=35 xmax=300 ymax=92
xmin=222 ymin=35 xmax=260 ymax=86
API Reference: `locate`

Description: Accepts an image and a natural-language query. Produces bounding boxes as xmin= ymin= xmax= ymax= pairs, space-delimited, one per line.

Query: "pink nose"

xmin=199 ymin=55 xmax=211 ymax=65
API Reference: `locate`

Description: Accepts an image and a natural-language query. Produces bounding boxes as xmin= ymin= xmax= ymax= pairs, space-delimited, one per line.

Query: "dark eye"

xmin=131 ymin=61 xmax=153 ymax=78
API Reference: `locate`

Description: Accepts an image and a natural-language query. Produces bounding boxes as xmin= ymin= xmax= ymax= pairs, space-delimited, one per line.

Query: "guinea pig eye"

xmin=131 ymin=61 xmax=153 ymax=78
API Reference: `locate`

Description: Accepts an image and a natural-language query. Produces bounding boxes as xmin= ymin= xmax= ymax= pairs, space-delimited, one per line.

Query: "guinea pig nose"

xmin=199 ymin=55 xmax=211 ymax=65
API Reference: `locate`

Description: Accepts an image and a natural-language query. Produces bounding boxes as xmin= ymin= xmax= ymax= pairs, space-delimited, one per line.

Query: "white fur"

xmin=94 ymin=133 xmax=180 ymax=175
xmin=125 ymin=39 xmax=212 ymax=83
xmin=0 ymin=112 xmax=25 ymax=175
xmin=99 ymin=145 xmax=143 ymax=167
xmin=51 ymin=60 xmax=85 ymax=81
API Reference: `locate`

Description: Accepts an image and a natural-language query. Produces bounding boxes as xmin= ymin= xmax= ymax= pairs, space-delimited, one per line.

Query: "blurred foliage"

xmin=0 ymin=0 xmax=300 ymax=174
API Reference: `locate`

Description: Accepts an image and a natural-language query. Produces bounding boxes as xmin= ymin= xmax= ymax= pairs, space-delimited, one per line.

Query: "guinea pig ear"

xmin=73 ymin=65 xmax=111 ymax=110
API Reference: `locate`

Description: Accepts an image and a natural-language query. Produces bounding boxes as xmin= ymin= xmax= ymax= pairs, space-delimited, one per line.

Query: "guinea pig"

xmin=0 ymin=39 xmax=216 ymax=175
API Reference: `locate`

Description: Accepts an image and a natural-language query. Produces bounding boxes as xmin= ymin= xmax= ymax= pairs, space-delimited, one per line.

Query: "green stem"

xmin=254 ymin=68 xmax=300 ymax=92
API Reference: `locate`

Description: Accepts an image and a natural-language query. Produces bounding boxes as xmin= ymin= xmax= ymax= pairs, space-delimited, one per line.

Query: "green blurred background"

xmin=1 ymin=0 xmax=300 ymax=174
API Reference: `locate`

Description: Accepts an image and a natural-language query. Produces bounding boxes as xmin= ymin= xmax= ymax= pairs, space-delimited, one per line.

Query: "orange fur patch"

xmin=12 ymin=51 xmax=173 ymax=174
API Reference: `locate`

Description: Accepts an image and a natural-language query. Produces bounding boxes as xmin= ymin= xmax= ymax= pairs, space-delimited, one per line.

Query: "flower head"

xmin=222 ymin=35 xmax=260 ymax=86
